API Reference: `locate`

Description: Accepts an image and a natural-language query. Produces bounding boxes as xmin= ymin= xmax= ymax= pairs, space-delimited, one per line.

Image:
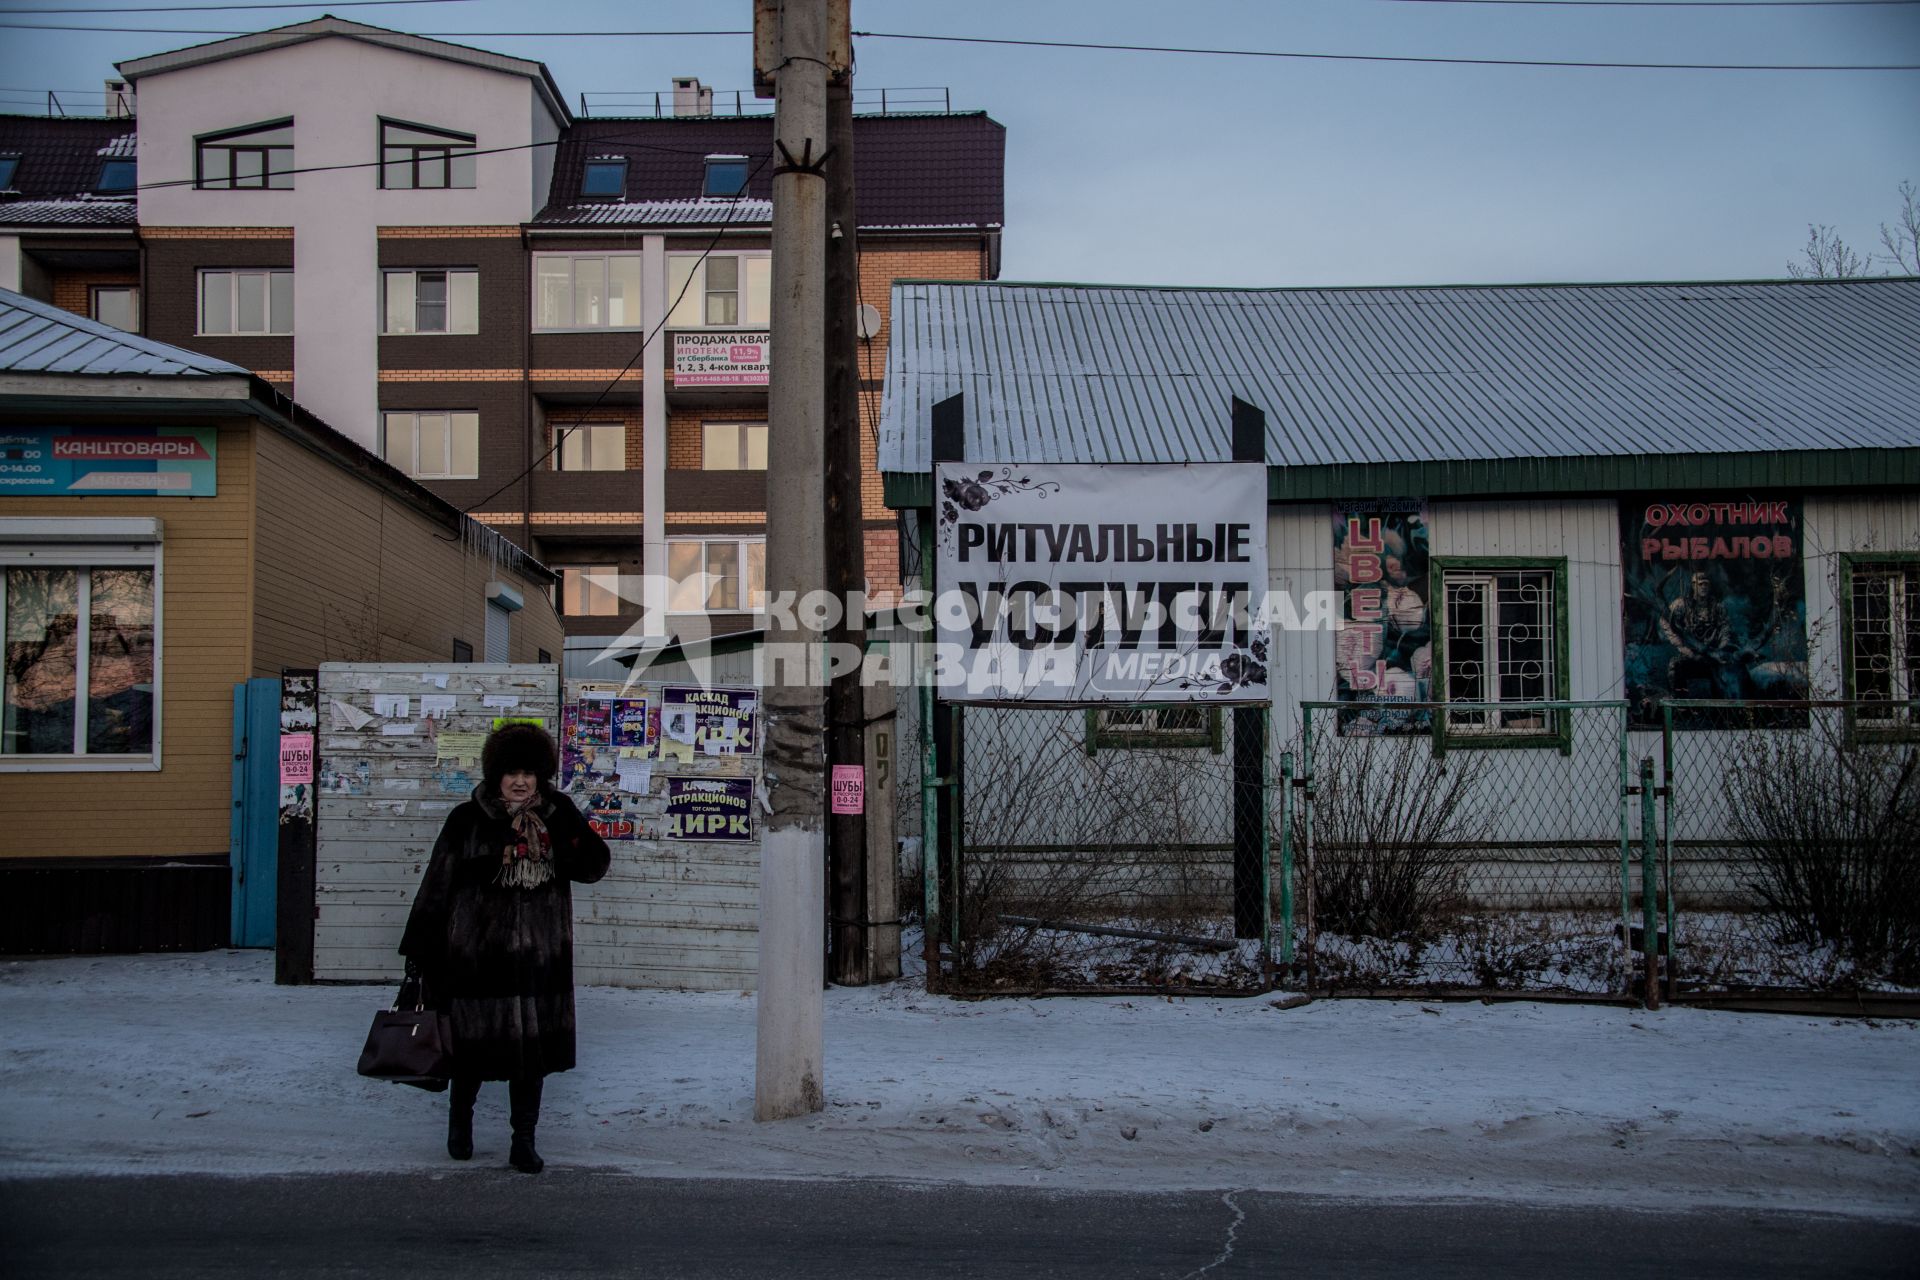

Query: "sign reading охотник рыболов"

xmin=0 ymin=427 xmax=217 ymax=497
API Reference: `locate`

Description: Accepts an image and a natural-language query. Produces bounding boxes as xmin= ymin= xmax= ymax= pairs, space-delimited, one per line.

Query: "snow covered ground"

xmin=1 ymin=948 xmax=1916 ymax=1218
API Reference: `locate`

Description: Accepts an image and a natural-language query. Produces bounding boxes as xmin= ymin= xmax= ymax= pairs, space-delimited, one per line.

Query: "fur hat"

xmin=481 ymin=722 xmax=559 ymax=787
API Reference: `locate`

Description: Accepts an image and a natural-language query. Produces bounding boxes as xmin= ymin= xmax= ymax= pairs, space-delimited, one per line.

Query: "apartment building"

xmin=0 ymin=17 xmax=1005 ymax=659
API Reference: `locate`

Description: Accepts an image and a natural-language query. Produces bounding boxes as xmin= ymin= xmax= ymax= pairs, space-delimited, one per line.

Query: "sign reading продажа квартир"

xmin=933 ymin=462 xmax=1269 ymax=704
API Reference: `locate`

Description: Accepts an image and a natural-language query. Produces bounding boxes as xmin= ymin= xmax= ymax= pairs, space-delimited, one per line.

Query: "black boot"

xmin=508 ymin=1075 xmax=544 ymax=1174
xmin=447 ymin=1076 xmax=480 ymax=1161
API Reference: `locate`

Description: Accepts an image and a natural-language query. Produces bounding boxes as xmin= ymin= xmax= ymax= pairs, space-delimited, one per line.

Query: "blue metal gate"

xmin=230 ymin=678 xmax=281 ymax=947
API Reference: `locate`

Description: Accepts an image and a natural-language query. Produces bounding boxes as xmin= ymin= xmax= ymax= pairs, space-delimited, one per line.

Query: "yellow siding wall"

xmin=0 ymin=423 xmax=256 ymax=860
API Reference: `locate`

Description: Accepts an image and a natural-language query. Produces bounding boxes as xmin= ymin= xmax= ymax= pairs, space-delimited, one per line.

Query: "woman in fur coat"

xmin=399 ymin=722 xmax=611 ymax=1173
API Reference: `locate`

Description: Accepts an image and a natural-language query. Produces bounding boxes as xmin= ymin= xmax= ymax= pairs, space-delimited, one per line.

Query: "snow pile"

xmin=1 ymin=950 xmax=1916 ymax=1216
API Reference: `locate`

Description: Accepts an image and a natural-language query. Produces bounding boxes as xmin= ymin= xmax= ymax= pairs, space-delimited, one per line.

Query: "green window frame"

xmin=1429 ymin=555 xmax=1571 ymax=754
xmin=1084 ymin=705 xmax=1224 ymax=754
xmin=1838 ymin=551 xmax=1920 ymax=742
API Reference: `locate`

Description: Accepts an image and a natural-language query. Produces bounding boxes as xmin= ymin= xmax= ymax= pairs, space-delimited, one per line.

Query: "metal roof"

xmin=0 ymin=200 xmax=137 ymax=227
xmin=878 ymin=279 xmax=1920 ymax=476
xmin=0 ymin=287 xmax=247 ymax=377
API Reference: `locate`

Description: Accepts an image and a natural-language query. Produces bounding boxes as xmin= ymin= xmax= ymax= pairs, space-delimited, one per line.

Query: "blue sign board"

xmin=0 ymin=427 xmax=218 ymax=497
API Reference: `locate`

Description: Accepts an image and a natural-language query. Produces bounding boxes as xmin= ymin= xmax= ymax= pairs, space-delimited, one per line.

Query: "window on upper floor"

xmin=703 ymin=155 xmax=748 ymax=197
xmin=700 ymin=422 xmax=767 ymax=471
xmin=1 ymin=553 xmax=159 ymax=765
xmin=551 ymin=422 xmax=625 ymax=472
xmin=380 ymin=120 xmax=477 ymax=190
xmin=383 ymin=269 xmax=478 ymax=335
xmin=666 ymin=252 xmax=771 ymax=329
xmin=196 ymin=119 xmax=294 ymax=190
xmin=90 ymin=286 xmax=139 ymax=333
xmin=95 ymin=159 xmax=136 ymax=194
xmin=197 ymin=269 xmax=293 ymax=335
xmin=580 ymin=158 xmax=627 ymax=198
xmin=383 ymin=410 xmax=479 ymax=480
xmin=667 ymin=537 xmax=766 ymax=614
xmin=0 ymin=155 xmax=19 ymax=189
xmin=532 ymin=253 xmax=642 ymax=330
xmin=557 ymin=566 xmax=622 ymax=616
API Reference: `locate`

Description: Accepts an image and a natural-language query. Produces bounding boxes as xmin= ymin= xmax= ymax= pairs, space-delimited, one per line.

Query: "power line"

xmin=849 ymin=29 xmax=1920 ymax=72
xmin=0 ymin=23 xmax=751 ymax=35
xmin=1380 ymin=0 xmax=1920 ymax=6
xmin=0 ymin=0 xmax=475 ymax=12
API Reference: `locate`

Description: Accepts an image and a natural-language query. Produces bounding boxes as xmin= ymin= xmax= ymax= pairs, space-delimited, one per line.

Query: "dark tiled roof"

xmin=534 ymin=112 xmax=1004 ymax=231
xmin=0 ymin=115 xmax=137 ymax=201
xmin=0 ymin=200 xmax=136 ymax=227
xmin=535 ymin=198 xmax=772 ymax=227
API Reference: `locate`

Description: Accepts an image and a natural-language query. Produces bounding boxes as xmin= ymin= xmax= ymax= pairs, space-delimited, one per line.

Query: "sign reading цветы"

xmin=933 ymin=462 xmax=1270 ymax=704
xmin=673 ymin=332 xmax=769 ymax=387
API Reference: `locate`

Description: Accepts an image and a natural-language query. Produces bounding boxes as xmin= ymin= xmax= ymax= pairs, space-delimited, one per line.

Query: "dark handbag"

xmin=357 ymin=965 xmax=454 ymax=1091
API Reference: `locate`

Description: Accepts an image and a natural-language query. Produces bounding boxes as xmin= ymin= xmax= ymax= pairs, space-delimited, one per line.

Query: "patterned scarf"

xmin=496 ymin=795 xmax=555 ymax=890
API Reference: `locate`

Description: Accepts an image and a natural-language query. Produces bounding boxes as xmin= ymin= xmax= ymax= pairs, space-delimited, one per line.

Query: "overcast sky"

xmin=1 ymin=0 xmax=1915 ymax=286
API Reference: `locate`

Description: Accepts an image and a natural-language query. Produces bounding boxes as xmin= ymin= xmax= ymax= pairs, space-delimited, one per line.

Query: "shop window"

xmin=667 ymin=538 xmax=765 ymax=614
xmin=704 ymin=154 xmax=748 ymax=197
xmin=665 ymin=252 xmax=771 ymax=328
xmin=1434 ymin=559 xmax=1569 ymax=748
xmin=383 ymin=269 xmax=478 ymax=334
xmin=198 ymin=269 xmax=292 ymax=336
xmin=195 ymin=119 xmax=294 ymax=190
xmin=95 ymin=159 xmax=136 ymax=194
xmin=552 ymin=422 xmax=625 ymax=472
xmin=580 ymin=158 xmax=626 ymax=198
xmin=380 ymin=119 xmax=476 ymax=190
xmin=1 ymin=552 xmax=159 ymax=766
xmin=383 ymin=411 xmax=479 ymax=480
xmin=90 ymin=286 xmax=139 ymax=333
xmin=1085 ymin=706 xmax=1221 ymax=753
xmin=700 ymin=422 xmax=767 ymax=471
xmin=559 ymin=567 xmax=622 ymax=617
xmin=532 ymin=253 xmax=642 ymax=330
xmin=1843 ymin=554 xmax=1920 ymax=737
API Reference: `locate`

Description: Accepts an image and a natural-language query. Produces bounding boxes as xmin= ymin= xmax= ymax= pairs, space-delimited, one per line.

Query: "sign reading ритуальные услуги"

xmin=933 ymin=462 xmax=1270 ymax=704
xmin=0 ymin=427 xmax=217 ymax=497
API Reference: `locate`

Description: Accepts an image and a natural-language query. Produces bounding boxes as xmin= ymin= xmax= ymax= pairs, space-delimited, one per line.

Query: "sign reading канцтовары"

xmin=0 ymin=427 xmax=217 ymax=497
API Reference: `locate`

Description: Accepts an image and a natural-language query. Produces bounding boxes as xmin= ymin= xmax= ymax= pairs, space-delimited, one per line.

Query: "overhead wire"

xmin=0 ymin=0 xmax=477 ymax=12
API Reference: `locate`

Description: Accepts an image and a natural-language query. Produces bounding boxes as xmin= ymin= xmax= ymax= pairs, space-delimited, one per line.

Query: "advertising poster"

xmin=610 ymin=697 xmax=651 ymax=754
xmin=659 ymin=685 xmax=760 ymax=760
xmin=1620 ymin=495 xmax=1808 ymax=728
xmin=665 ymin=776 xmax=755 ymax=842
xmin=673 ymin=332 xmax=770 ymax=387
xmin=1332 ymin=500 xmax=1432 ymax=735
xmin=933 ymin=461 xmax=1270 ymax=703
xmin=0 ymin=427 xmax=218 ymax=497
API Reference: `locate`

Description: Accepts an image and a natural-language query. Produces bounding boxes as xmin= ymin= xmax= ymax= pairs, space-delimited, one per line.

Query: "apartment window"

xmin=1844 ymin=555 xmax=1920 ymax=734
xmin=1 ymin=555 xmax=159 ymax=764
xmin=380 ymin=120 xmax=476 ymax=190
xmin=1086 ymin=706 xmax=1222 ymax=753
xmin=665 ymin=252 xmax=771 ymax=328
xmin=559 ymin=567 xmax=622 ymax=617
xmin=383 ymin=269 xmax=478 ymax=335
xmin=383 ymin=411 xmax=479 ymax=480
xmin=667 ymin=538 xmax=766 ymax=613
xmin=452 ymin=638 xmax=473 ymax=663
xmin=196 ymin=119 xmax=294 ymax=190
xmin=198 ymin=269 xmax=293 ymax=335
xmin=90 ymin=286 xmax=139 ymax=333
xmin=1435 ymin=560 xmax=1568 ymax=745
xmin=701 ymin=422 xmax=767 ymax=471
xmin=95 ymin=159 xmax=136 ymax=194
xmin=703 ymin=154 xmax=748 ymax=197
xmin=580 ymin=159 xmax=627 ymax=198
xmin=551 ymin=422 xmax=625 ymax=472
xmin=533 ymin=253 xmax=642 ymax=329
xmin=0 ymin=155 xmax=18 ymax=189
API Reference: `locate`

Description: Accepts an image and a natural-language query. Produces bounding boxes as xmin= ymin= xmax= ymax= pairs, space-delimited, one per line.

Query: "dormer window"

xmin=196 ymin=119 xmax=294 ymax=190
xmin=381 ymin=120 xmax=476 ymax=190
xmin=95 ymin=159 xmax=136 ymax=194
xmin=0 ymin=155 xmax=18 ymax=189
xmin=704 ymin=155 xmax=748 ymax=197
xmin=581 ymin=158 xmax=626 ymax=198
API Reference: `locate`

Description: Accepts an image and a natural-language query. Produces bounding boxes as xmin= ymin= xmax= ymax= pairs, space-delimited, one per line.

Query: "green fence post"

xmin=920 ymin=680 xmax=939 ymax=986
xmin=1259 ymin=706 xmax=1273 ymax=985
xmin=1640 ymin=755 xmax=1660 ymax=1012
xmin=1277 ymin=749 xmax=1294 ymax=967
xmin=1660 ymin=709 xmax=1677 ymax=1002
xmin=1617 ymin=709 xmax=1633 ymax=991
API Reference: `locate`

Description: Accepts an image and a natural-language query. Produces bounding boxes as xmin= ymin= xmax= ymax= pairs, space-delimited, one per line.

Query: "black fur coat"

xmin=399 ymin=785 xmax=611 ymax=1080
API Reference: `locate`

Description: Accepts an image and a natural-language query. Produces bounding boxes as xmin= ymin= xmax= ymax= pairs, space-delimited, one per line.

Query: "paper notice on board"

xmin=483 ymin=695 xmax=520 ymax=709
xmin=436 ymin=731 xmax=485 ymax=764
xmin=380 ymin=722 xmax=418 ymax=736
xmin=420 ymin=695 xmax=456 ymax=718
xmin=616 ymin=760 xmax=652 ymax=794
xmin=420 ymin=672 xmax=450 ymax=689
xmin=329 ymin=698 xmax=373 ymax=731
xmin=373 ymin=695 xmax=409 ymax=718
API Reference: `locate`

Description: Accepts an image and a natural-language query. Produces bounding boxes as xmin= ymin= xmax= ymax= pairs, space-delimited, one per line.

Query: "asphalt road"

xmin=2 ymin=1172 xmax=1914 ymax=1279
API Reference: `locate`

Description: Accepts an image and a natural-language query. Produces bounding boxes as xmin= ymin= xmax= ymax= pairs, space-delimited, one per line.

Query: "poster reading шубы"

xmin=1620 ymin=495 xmax=1808 ymax=729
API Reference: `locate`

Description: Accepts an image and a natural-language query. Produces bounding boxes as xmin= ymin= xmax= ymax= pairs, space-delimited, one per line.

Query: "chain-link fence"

xmin=940 ymin=702 xmax=1272 ymax=994
xmin=1292 ymin=701 xmax=1635 ymax=997
xmin=1661 ymin=700 xmax=1920 ymax=995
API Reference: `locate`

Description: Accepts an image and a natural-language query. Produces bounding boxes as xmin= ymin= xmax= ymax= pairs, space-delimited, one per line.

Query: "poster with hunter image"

xmin=1333 ymin=500 xmax=1432 ymax=735
xmin=1620 ymin=495 xmax=1808 ymax=729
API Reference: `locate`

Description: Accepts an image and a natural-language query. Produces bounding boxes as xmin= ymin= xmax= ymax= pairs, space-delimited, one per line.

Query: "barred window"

xmin=1440 ymin=565 xmax=1559 ymax=736
xmin=1847 ymin=558 xmax=1920 ymax=727
xmin=1087 ymin=706 xmax=1221 ymax=752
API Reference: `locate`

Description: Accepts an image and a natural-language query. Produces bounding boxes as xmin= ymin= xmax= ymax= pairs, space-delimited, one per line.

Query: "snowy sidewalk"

xmin=1 ymin=950 xmax=1916 ymax=1217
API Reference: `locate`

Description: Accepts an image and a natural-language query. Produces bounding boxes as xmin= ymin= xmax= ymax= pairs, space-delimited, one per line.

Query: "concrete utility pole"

xmin=753 ymin=0 xmax=838 ymax=1122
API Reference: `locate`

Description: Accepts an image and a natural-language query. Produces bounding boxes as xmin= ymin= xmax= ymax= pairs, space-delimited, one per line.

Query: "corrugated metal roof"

xmin=534 ymin=198 xmax=773 ymax=227
xmin=0 ymin=199 xmax=137 ymax=227
xmin=0 ymin=287 xmax=248 ymax=377
xmin=878 ymin=279 xmax=1920 ymax=474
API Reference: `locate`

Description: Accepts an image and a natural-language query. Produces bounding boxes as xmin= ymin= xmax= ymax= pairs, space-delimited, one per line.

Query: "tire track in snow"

xmin=1178 ymin=1188 xmax=1246 ymax=1278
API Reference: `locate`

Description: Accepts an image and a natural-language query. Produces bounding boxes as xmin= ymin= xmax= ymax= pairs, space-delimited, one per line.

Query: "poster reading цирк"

xmin=1620 ymin=495 xmax=1808 ymax=729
